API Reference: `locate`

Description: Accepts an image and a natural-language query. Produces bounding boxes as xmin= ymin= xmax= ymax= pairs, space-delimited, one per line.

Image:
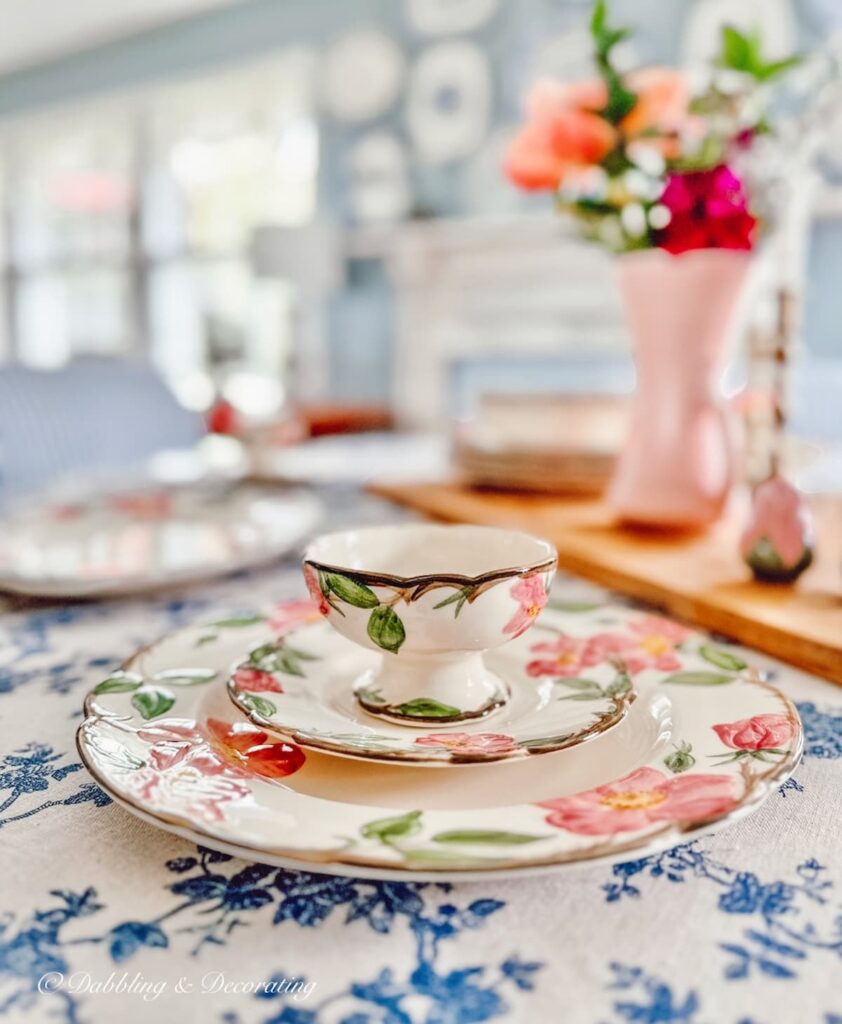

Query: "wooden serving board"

xmin=370 ymin=481 xmax=842 ymax=685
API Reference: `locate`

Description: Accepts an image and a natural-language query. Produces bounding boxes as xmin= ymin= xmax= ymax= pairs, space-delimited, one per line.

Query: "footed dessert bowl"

xmin=303 ymin=524 xmax=557 ymax=726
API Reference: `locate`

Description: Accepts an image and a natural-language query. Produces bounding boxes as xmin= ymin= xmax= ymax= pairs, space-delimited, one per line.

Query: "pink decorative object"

xmin=607 ymin=248 xmax=752 ymax=528
xmin=740 ymin=473 xmax=814 ymax=583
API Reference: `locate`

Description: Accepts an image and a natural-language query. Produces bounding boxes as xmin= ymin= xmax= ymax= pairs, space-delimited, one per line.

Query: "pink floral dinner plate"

xmin=224 ymin=603 xmax=636 ymax=765
xmin=76 ymin=599 xmax=802 ymax=881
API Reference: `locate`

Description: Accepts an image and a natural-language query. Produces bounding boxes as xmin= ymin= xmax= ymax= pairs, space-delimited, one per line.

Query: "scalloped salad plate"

xmin=76 ymin=600 xmax=802 ymax=881
xmin=225 ymin=604 xmax=636 ymax=766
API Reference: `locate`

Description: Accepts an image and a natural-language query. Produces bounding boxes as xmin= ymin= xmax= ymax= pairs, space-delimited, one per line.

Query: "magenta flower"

xmin=656 ymin=165 xmax=757 ymax=254
xmin=538 ymin=766 xmax=738 ymax=835
xmin=503 ymin=575 xmax=549 ymax=638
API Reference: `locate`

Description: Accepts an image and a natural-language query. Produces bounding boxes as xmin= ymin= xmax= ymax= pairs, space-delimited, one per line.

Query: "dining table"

xmin=0 ymin=479 xmax=840 ymax=1024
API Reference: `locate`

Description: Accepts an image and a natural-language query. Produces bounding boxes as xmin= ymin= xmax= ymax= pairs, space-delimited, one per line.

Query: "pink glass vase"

xmin=607 ymin=248 xmax=752 ymax=528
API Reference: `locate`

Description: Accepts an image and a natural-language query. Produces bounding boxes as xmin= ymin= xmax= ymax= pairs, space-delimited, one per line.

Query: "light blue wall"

xmin=0 ymin=0 xmax=837 ymax=401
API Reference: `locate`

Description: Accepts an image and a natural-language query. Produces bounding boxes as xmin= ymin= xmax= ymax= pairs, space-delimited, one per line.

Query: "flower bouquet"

xmin=504 ymin=1 xmax=800 ymax=527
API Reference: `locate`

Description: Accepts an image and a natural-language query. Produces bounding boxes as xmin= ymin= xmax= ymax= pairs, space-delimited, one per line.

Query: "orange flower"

xmin=621 ymin=67 xmax=690 ymax=151
xmin=504 ymin=78 xmax=617 ymax=192
xmin=525 ymin=77 xmax=608 ymax=120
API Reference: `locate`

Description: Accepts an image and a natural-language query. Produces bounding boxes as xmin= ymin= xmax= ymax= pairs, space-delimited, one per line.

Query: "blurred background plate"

xmin=0 ymin=483 xmax=322 ymax=597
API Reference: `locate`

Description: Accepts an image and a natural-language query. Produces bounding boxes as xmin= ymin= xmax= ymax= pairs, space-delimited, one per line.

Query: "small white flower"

xmin=620 ymin=203 xmax=648 ymax=238
xmin=648 ymin=204 xmax=672 ymax=230
xmin=623 ymin=169 xmax=663 ymax=201
xmin=627 ymin=142 xmax=665 ymax=177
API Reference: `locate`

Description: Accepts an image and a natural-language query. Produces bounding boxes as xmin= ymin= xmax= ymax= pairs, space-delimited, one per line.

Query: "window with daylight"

xmin=0 ymin=49 xmax=320 ymax=412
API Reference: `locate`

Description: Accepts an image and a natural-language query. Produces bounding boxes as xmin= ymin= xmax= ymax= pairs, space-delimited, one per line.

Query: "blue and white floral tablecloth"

xmin=0 ymin=489 xmax=840 ymax=1024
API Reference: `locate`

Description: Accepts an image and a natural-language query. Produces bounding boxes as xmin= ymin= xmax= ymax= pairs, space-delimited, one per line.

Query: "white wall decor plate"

xmin=346 ymin=131 xmax=412 ymax=223
xmin=0 ymin=486 xmax=322 ymax=597
xmin=321 ymin=30 xmax=406 ymax=123
xmin=405 ymin=0 xmax=499 ymax=36
xmin=406 ymin=42 xmax=491 ymax=164
xmin=78 ymin=599 xmax=801 ymax=880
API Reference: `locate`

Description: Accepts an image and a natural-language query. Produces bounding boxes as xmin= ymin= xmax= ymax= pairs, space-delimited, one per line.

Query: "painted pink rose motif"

xmin=526 ymin=634 xmax=605 ymax=678
xmin=129 ymin=721 xmax=248 ymax=824
xmin=129 ymin=717 xmax=305 ymax=822
xmin=303 ymin=566 xmax=331 ymax=617
xmin=414 ymin=732 xmax=517 ymax=755
xmin=267 ymin=598 xmax=322 ymax=634
xmin=503 ymin=575 xmax=548 ymax=638
xmin=538 ymin=767 xmax=738 ymax=835
xmin=526 ymin=614 xmax=690 ymax=679
xmin=618 ymin=615 xmax=691 ymax=674
xmin=231 ymin=667 xmax=283 ymax=693
xmin=711 ymin=713 xmax=794 ymax=763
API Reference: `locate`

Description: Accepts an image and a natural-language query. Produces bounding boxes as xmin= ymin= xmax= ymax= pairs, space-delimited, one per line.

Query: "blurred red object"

xmin=207 ymin=399 xmax=241 ymax=436
xmin=297 ymin=403 xmax=394 ymax=438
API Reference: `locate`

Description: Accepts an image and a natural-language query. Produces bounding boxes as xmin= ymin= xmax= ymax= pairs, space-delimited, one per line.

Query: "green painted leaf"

xmin=325 ymin=573 xmax=380 ymax=609
xmin=554 ymin=677 xmax=601 ymax=690
xmin=432 ymin=830 xmax=548 ymax=846
xmin=357 ymin=684 xmax=387 ymax=706
xmin=283 ymin=646 xmax=318 ymax=661
xmin=93 ymin=673 xmax=143 ymax=695
xmin=248 ymin=641 xmax=312 ymax=674
xmin=131 ymin=688 xmax=175 ymax=720
xmin=699 ymin=645 xmax=747 ymax=672
xmin=249 ymin=641 xmax=282 ymax=667
xmin=208 ymin=614 xmax=265 ymax=628
xmin=392 ymin=698 xmax=461 ymax=718
xmin=606 ymin=673 xmax=632 ymax=697
xmin=554 ymin=677 xmax=604 ymax=700
xmin=274 ymin=652 xmax=306 ymax=677
xmin=240 ymin=693 xmax=277 ymax=718
xmin=367 ymin=606 xmax=406 ymax=653
xmin=433 ymin=587 xmax=473 ymax=618
xmin=662 ymin=670 xmax=735 ymax=686
xmin=153 ymin=668 xmax=218 ymax=686
xmin=361 ymin=809 xmax=422 ymax=841
xmin=663 ymin=742 xmax=695 ymax=774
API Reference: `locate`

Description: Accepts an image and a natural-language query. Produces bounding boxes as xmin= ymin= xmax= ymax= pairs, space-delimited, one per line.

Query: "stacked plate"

xmin=77 ymin=524 xmax=802 ymax=880
xmin=454 ymin=393 xmax=628 ymax=494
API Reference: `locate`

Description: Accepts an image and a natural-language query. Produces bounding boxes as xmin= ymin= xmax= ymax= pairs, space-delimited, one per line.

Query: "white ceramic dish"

xmin=76 ymin=600 xmax=802 ymax=880
xmin=0 ymin=484 xmax=322 ymax=597
xmin=226 ymin=611 xmax=634 ymax=765
xmin=303 ymin=525 xmax=557 ymax=726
